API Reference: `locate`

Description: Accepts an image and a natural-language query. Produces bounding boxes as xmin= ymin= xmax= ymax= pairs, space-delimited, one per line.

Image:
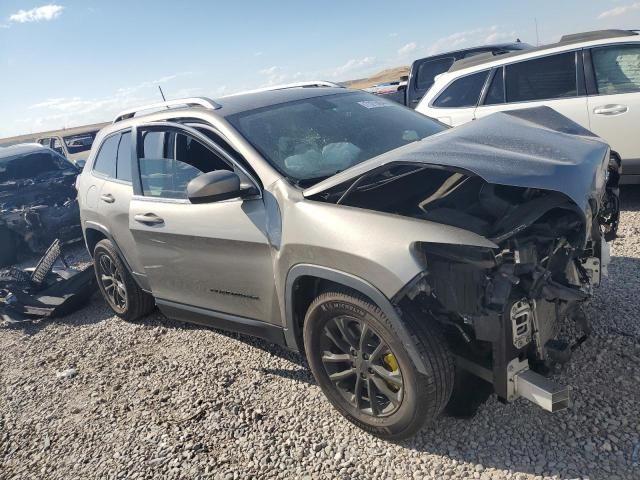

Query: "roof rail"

xmin=113 ymin=97 xmax=221 ymax=123
xmin=449 ymin=29 xmax=640 ymax=73
xmin=222 ymin=80 xmax=343 ymax=98
xmin=559 ymin=29 xmax=637 ymax=44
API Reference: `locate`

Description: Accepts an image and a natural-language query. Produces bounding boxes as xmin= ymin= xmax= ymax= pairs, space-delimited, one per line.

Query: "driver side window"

xmin=138 ymin=129 xmax=232 ymax=199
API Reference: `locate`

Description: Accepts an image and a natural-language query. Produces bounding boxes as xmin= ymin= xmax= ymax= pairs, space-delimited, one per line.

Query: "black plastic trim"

xmin=156 ymin=298 xmax=286 ymax=346
xmin=582 ymin=49 xmax=598 ymax=95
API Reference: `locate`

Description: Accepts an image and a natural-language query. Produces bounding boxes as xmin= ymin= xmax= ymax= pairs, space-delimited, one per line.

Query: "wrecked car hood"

xmin=0 ymin=171 xmax=78 ymax=211
xmin=304 ymin=107 xmax=610 ymax=213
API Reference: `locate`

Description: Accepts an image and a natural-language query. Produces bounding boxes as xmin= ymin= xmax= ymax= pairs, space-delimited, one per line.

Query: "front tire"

xmin=303 ymin=290 xmax=454 ymax=440
xmin=94 ymin=239 xmax=155 ymax=321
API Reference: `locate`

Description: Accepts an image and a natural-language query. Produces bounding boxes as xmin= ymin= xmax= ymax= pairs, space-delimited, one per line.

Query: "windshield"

xmin=64 ymin=133 xmax=95 ymax=155
xmin=0 ymin=150 xmax=76 ymax=183
xmin=227 ymin=92 xmax=446 ymax=186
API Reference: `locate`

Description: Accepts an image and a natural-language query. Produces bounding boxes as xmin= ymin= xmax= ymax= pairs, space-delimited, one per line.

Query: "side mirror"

xmin=187 ymin=170 xmax=243 ymax=203
xmin=75 ymin=160 xmax=86 ymax=171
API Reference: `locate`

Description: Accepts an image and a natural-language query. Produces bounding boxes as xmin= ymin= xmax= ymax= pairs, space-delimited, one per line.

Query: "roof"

xmin=108 ymin=86 xmax=351 ymax=127
xmin=216 ymin=86 xmax=349 ymax=116
xmin=0 ymin=142 xmax=47 ymax=159
xmin=411 ymin=42 xmax=530 ymax=67
xmin=449 ymin=29 xmax=639 ymax=72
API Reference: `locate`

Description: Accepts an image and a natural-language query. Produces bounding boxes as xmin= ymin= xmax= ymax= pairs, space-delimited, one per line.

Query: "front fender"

xmin=284 ymin=263 xmax=431 ymax=374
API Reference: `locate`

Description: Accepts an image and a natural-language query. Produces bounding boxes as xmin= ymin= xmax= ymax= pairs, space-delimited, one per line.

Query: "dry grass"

xmin=343 ymin=65 xmax=409 ymax=90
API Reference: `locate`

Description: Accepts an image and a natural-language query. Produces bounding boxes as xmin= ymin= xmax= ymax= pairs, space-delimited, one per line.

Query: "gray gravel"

xmin=2 ymin=188 xmax=640 ymax=480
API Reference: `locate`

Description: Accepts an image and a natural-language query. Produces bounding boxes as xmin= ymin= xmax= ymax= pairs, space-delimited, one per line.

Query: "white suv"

xmin=416 ymin=29 xmax=640 ymax=184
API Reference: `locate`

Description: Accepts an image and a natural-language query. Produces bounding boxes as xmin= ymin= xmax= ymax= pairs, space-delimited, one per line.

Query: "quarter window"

xmin=93 ymin=134 xmax=119 ymax=178
xmin=138 ymin=130 xmax=231 ymax=199
xmin=116 ymin=132 xmax=132 ymax=182
xmin=592 ymin=45 xmax=640 ymax=94
xmin=505 ymin=52 xmax=577 ymax=102
xmin=433 ymin=71 xmax=490 ymax=108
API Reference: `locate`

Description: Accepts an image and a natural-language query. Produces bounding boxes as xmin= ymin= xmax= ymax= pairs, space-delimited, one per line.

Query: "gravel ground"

xmin=1 ymin=188 xmax=640 ymax=480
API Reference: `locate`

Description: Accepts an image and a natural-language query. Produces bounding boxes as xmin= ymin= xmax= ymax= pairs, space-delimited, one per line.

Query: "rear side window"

xmin=93 ymin=135 xmax=119 ymax=177
xmin=138 ymin=130 xmax=231 ymax=199
xmin=416 ymin=57 xmax=455 ymax=91
xmin=116 ymin=132 xmax=132 ymax=182
xmin=484 ymin=68 xmax=505 ymax=105
xmin=592 ymin=44 xmax=640 ymax=95
xmin=505 ymin=52 xmax=577 ymax=102
xmin=433 ymin=70 xmax=489 ymax=108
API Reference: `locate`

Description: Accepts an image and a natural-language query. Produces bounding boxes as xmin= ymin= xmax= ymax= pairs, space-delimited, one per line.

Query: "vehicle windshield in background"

xmin=228 ymin=92 xmax=447 ymax=185
xmin=0 ymin=151 xmax=76 ymax=183
xmin=64 ymin=134 xmax=95 ymax=155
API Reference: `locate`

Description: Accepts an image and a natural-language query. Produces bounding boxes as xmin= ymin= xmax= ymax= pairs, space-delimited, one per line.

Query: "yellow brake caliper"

xmin=383 ymin=353 xmax=400 ymax=392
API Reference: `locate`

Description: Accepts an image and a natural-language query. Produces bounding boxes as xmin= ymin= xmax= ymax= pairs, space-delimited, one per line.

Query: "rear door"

xmin=586 ymin=43 xmax=640 ymax=176
xmin=473 ymin=51 xmax=590 ymax=126
xmin=93 ymin=131 xmax=146 ymax=280
xmin=128 ymin=122 xmax=275 ymax=323
xmin=426 ymin=69 xmax=490 ymax=126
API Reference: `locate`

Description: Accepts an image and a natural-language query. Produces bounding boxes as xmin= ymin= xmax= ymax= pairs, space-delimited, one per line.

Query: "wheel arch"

xmin=84 ymin=226 xmax=108 ymax=256
xmin=284 ymin=264 xmax=428 ymax=374
xmin=83 ymin=222 xmax=147 ymax=290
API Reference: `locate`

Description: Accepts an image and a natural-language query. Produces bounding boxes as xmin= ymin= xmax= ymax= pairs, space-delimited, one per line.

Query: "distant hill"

xmin=343 ymin=66 xmax=410 ymax=90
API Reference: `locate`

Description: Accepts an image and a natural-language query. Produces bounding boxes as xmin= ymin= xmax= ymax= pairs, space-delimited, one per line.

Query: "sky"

xmin=1 ymin=0 xmax=640 ymax=138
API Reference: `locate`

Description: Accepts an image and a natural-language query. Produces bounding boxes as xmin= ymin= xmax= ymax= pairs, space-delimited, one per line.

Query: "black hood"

xmin=305 ymin=107 xmax=610 ymax=213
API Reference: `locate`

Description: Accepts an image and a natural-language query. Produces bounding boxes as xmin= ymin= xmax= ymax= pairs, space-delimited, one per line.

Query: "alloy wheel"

xmin=320 ymin=315 xmax=404 ymax=417
xmin=98 ymin=253 xmax=127 ymax=311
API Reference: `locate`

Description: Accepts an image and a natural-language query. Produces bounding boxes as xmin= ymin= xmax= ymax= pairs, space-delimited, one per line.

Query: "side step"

xmin=514 ymin=369 xmax=570 ymax=412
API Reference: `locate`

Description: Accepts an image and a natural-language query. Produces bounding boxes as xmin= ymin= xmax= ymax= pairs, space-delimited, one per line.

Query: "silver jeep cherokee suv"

xmin=77 ymin=82 xmax=620 ymax=439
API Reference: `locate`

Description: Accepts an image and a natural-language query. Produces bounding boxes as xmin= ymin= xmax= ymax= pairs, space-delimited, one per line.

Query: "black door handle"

xmin=134 ymin=213 xmax=164 ymax=225
xmin=100 ymin=193 xmax=115 ymax=203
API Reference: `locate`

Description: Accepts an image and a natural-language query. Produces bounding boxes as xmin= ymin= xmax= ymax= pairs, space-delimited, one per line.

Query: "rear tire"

xmin=0 ymin=228 xmax=17 ymax=267
xmin=303 ymin=290 xmax=454 ymax=440
xmin=94 ymin=239 xmax=155 ymax=321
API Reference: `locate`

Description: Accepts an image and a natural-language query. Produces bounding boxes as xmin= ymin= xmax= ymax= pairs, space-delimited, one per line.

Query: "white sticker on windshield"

xmin=358 ymin=100 xmax=393 ymax=109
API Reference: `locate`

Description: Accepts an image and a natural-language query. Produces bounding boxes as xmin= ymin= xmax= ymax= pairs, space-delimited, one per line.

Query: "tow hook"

xmin=507 ymin=358 xmax=570 ymax=412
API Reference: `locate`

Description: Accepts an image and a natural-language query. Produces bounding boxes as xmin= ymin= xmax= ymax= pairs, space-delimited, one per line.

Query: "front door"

xmin=128 ymin=123 xmax=276 ymax=323
xmin=586 ymin=44 xmax=640 ymax=176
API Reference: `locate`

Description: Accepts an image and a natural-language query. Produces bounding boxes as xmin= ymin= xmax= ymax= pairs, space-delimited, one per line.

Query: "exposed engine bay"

xmin=0 ymin=168 xmax=81 ymax=263
xmin=309 ymin=149 xmax=621 ymax=410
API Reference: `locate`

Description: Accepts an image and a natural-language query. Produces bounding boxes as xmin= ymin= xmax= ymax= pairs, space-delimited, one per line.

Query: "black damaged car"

xmin=0 ymin=143 xmax=82 ymax=266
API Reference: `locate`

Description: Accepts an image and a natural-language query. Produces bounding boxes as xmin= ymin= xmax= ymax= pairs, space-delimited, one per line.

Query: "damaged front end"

xmin=0 ymin=239 xmax=95 ymax=324
xmin=306 ymin=107 xmax=620 ymax=412
xmin=405 ymin=194 xmax=607 ymax=411
xmin=0 ymin=164 xmax=82 ymax=265
xmin=1 ymin=201 xmax=82 ymax=251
